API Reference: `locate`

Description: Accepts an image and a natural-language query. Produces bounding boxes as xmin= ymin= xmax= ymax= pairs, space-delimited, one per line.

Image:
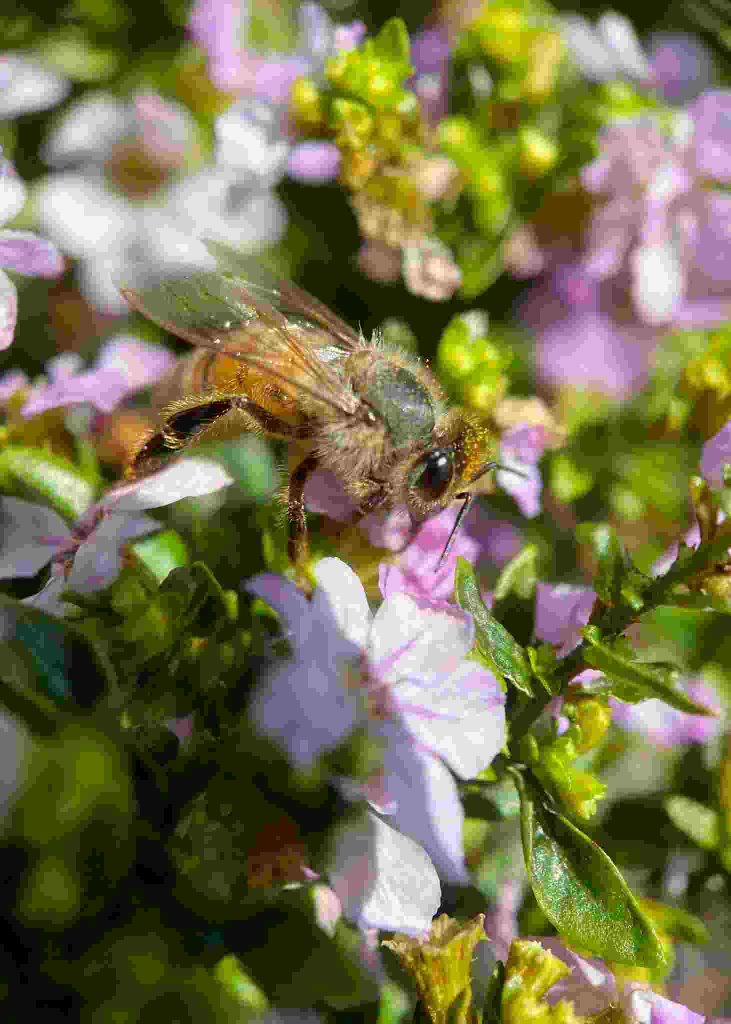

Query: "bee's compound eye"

xmin=412 ymin=448 xmax=454 ymax=502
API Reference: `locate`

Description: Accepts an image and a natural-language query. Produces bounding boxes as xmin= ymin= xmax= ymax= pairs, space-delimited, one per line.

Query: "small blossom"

xmin=403 ymin=238 xmax=462 ymax=302
xmin=20 ymin=335 xmax=175 ymax=417
xmin=249 ymin=557 xmax=505 ymax=883
xmin=647 ymin=33 xmax=715 ymax=104
xmin=561 ymin=12 xmax=650 ymax=84
xmin=535 ymin=582 xmax=596 ymax=657
xmin=610 ymin=676 xmax=722 ymax=748
xmin=357 ymin=240 xmax=402 ymax=284
xmin=286 ymin=140 xmax=341 ymax=183
xmin=498 ymin=425 xmax=547 ymax=518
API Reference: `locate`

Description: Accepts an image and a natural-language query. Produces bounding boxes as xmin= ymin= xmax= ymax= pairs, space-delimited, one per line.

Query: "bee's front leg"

xmin=288 ymin=452 xmax=320 ymax=592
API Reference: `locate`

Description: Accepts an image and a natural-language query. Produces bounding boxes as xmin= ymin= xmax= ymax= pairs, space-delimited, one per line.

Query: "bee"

xmin=120 ymin=256 xmax=498 ymax=572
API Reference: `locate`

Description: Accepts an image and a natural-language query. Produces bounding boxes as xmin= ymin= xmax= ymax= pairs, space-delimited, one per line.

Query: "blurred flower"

xmin=0 ymin=152 xmax=64 ymax=349
xmin=701 ymin=420 xmax=731 ymax=489
xmin=484 ymin=878 xmax=522 ymax=962
xmin=357 ymin=239 xmax=402 ymax=283
xmin=646 ymin=33 xmax=715 ymax=104
xmin=498 ymin=425 xmax=547 ymax=518
xmin=188 ymin=0 xmax=253 ymax=93
xmin=561 ymin=11 xmax=650 ymax=84
xmin=610 ymin=676 xmax=722 ymax=748
xmin=20 ymin=335 xmax=175 ymax=417
xmin=535 ymin=582 xmax=596 ymax=657
xmin=0 ymin=52 xmax=70 ymax=119
xmin=581 ymin=99 xmax=731 ymax=327
xmin=403 ymin=237 xmax=462 ymax=301
xmin=36 ymin=91 xmax=220 ymax=314
xmin=410 ymin=25 xmax=451 ymax=124
xmin=0 ymin=458 xmax=233 ymax=615
xmin=249 ymin=557 xmax=505 ymax=883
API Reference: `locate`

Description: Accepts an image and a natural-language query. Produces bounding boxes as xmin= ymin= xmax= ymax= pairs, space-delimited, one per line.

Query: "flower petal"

xmin=66 ymin=513 xmax=159 ymax=593
xmin=0 ymin=53 xmax=70 ymax=118
xmin=0 ymin=268 xmax=17 ymax=350
xmin=329 ymin=810 xmax=440 ymax=935
xmin=0 ymin=162 xmax=26 ymax=226
xmin=250 ymin=652 xmax=359 ymax=767
xmin=701 ymin=420 xmax=731 ymax=489
xmin=247 ymin=573 xmax=311 ymax=640
xmin=369 ymin=593 xmax=474 ymax=681
xmin=103 ymin=457 xmax=234 ymax=511
xmin=377 ymin=736 xmax=469 ymax=884
xmin=0 ymin=230 xmax=64 ymax=278
xmin=0 ymin=498 xmax=69 ymax=579
xmin=311 ymin=557 xmax=371 ymax=648
xmin=41 ymin=92 xmax=131 ymax=166
xmin=631 ymin=238 xmax=684 ymax=324
xmin=597 ymin=12 xmax=650 ymax=80
xmin=287 ymin=141 xmax=341 ymax=183
xmin=95 ymin=335 xmax=176 ymax=391
xmin=535 ymin=583 xmax=596 ymax=657
xmin=395 ymin=661 xmax=506 ymax=779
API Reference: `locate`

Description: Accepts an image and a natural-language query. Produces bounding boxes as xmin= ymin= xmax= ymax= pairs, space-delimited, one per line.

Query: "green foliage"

xmin=511 ymin=769 xmax=666 ymax=967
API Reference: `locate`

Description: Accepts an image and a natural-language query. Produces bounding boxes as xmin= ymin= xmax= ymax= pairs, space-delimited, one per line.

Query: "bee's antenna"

xmin=436 ymin=461 xmax=528 ymax=568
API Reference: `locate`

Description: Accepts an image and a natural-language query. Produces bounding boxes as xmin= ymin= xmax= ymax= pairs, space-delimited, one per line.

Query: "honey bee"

xmin=120 ymin=256 xmax=498 ymax=571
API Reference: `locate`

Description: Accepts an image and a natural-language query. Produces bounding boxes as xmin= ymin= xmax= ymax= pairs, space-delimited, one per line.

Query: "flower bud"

xmin=564 ymin=695 xmax=612 ymax=753
xmin=289 ymin=76 xmax=324 ymax=130
xmin=331 ymin=97 xmax=374 ymax=149
xmin=502 ymin=940 xmax=583 ymax=1024
xmin=383 ymin=914 xmax=486 ymax=1024
xmin=523 ymin=31 xmax=564 ymax=102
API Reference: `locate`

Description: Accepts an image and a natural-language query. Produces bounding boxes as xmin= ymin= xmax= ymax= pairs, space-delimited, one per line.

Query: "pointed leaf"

xmin=373 ymin=18 xmax=411 ymax=65
xmin=510 ymin=768 xmax=666 ymax=967
xmin=664 ymin=795 xmax=719 ymax=850
xmin=582 ymin=631 xmax=717 ymax=715
xmin=455 ymin=558 xmax=533 ymax=696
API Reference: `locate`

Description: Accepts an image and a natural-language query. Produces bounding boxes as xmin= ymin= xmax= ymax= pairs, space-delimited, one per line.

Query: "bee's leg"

xmin=288 ymin=452 xmax=320 ymax=586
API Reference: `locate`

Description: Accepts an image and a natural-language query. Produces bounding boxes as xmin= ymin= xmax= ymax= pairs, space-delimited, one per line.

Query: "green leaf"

xmin=510 ymin=768 xmax=666 ymax=967
xmin=455 ymin=558 xmax=533 ymax=696
xmin=582 ymin=631 xmax=717 ymax=715
xmin=160 ymin=561 xmax=236 ymax=632
xmin=373 ymin=17 xmax=411 ymax=65
xmin=493 ymin=545 xmax=538 ymax=605
xmin=640 ymin=898 xmax=710 ymax=945
xmin=664 ymin=795 xmax=720 ymax=850
xmin=0 ymin=446 xmax=95 ymax=520
xmin=576 ymin=522 xmax=627 ymax=607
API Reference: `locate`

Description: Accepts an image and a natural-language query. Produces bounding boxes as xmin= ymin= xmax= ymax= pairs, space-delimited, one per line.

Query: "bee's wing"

xmin=205 ymin=240 xmax=361 ymax=350
xmin=119 ymin=268 xmax=361 ymax=419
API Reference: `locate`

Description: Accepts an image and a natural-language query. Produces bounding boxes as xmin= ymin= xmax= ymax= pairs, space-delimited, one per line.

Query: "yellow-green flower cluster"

xmin=290 ymin=19 xmax=434 ymax=245
xmin=437 ymin=312 xmax=512 ymax=415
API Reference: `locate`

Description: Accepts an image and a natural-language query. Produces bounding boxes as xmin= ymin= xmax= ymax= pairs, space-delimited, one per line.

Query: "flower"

xmin=581 ymin=98 xmax=731 ymax=327
xmin=0 ymin=457 xmax=233 ymax=615
xmin=609 ymin=676 xmax=722 ymax=748
xmin=498 ymin=425 xmax=547 ymax=518
xmin=561 ymin=12 xmax=650 ymax=84
xmin=701 ymin=419 xmax=731 ymax=489
xmin=0 ymin=52 xmax=70 ymax=119
xmin=19 ymin=335 xmax=175 ymax=417
xmin=249 ymin=557 xmax=506 ymax=884
xmin=36 ymin=91 xmax=218 ymax=314
xmin=646 ymin=33 xmax=715 ymax=105
xmin=0 ymin=152 xmax=64 ymax=349
xmin=534 ymin=582 xmax=596 ymax=657
xmin=410 ymin=25 xmax=451 ymax=125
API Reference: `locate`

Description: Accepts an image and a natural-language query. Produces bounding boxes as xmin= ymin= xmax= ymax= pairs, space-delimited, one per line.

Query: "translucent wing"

xmin=205 ymin=240 xmax=361 ymax=350
xmin=119 ymin=267 xmax=361 ymax=419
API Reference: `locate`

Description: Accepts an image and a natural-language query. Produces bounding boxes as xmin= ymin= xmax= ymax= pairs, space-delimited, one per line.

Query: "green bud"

xmin=331 ymin=97 xmax=374 ymax=149
xmin=519 ymin=126 xmax=559 ymax=178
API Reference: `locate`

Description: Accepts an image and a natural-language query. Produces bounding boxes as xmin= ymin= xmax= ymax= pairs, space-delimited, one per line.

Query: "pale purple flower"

xmin=534 ymin=582 xmax=596 ymax=657
xmin=249 ymin=557 xmax=506 ymax=883
xmin=1 ymin=458 xmax=233 ymax=615
xmin=410 ymin=25 xmax=450 ymax=124
xmin=484 ymin=879 xmax=522 ymax=962
xmin=402 ymin=238 xmax=462 ymax=302
xmin=498 ymin=425 xmax=547 ymax=518
xmin=188 ymin=0 xmax=252 ymax=92
xmin=20 ymin=335 xmax=175 ymax=417
xmin=0 ymin=52 xmax=70 ymax=119
xmin=0 ymin=153 xmax=64 ymax=348
xmin=647 ymin=33 xmax=715 ymax=104
xmin=0 ymin=368 xmax=27 ymax=402
xmin=701 ymin=421 xmax=731 ymax=489
xmin=610 ymin=676 xmax=722 ymax=748
xmin=580 ymin=98 xmax=731 ymax=328
xmin=531 ymin=939 xmax=708 ymax=1023
xmin=519 ymin=262 xmax=670 ymax=398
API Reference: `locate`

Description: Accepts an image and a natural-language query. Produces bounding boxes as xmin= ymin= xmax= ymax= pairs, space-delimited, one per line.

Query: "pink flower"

xmin=610 ymin=677 xmax=722 ymax=748
xmin=701 ymin=420 xmax=731 ymax=489
xmin=20 ymin=336 xmax=175 ymax=417
xmin=534 ymin=582 xmax=596 ymax=657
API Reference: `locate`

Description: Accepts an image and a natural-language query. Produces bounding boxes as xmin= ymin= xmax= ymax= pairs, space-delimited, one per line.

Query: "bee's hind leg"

xmin=288 ymin=452 xmax=321 ymax=592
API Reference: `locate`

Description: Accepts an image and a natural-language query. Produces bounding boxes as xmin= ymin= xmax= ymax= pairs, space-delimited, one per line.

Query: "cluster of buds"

xmin=523 ymin=693 xmax=612 ymax=821
xmin=437 ymin=311 xmax=512 ymax=415
xmin=290 ymin=18 xmax=464 ymax=300
xmin=681 ymin=326 xmax=731 ymax=439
